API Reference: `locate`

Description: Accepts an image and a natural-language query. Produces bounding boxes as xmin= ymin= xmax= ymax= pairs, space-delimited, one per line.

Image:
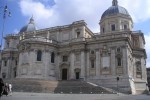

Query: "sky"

xmin=0 ymin=0 xmax=150 ymax=67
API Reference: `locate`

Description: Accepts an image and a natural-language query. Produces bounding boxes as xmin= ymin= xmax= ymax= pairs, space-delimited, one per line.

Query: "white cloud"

xmin=19 ymin=0 xmax=110 ymax=32
xmin=13 ymin=29 xmax=19 ymax=33
xmin=19 ymin=0 xmax=150 ymax=32
xmin=145 ymin=34 xmax=150 ymax=67
xmin=119 ymin=0 xmax=150 ymax=23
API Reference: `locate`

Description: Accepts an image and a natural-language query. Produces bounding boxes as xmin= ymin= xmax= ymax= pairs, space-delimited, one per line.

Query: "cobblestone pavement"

xmin=0 ymin=92 xmax=150 ymax=100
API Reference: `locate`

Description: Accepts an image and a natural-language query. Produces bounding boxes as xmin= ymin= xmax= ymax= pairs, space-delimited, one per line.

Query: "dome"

xmin=101 ymin=0 xmax=131 ymax=19
xmin=20 ymin=17 xmax=37 ymax=33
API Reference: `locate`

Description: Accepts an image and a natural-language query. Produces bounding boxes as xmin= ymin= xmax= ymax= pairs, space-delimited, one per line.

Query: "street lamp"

xmin=116 ymin=76 xmax=119 ymax=94
xmin=0 ymin=5 xmax=11 ymax=78
xmin=0 ymin=5 xmax=11 ymax=50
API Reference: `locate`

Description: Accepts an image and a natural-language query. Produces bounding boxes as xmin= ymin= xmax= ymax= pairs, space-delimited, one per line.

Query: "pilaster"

xmin=86 ymin=50 xmax=90 ymax=77
xmin=70 ymin=52 xmax=75 ymax=79
xmin=111 ymin=48 xmax=116 ymax=75
xmin=96 ymin=49 xmax=100 ymax=77
xmin=122 ymin=46 xmax=128 ymax=75
xmin=81 ymin=51 xmax=85 ymax=78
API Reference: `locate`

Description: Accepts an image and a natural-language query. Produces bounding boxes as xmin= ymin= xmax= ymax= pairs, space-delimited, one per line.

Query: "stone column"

xmin=111 ymin=48 xmax=116 ymax=75
xmin=81 ymin=51 xmax=85 ymax=78
xmin=70 ymin=52 xmax=75 ymax=79
xmin=96 ymin=49 xmax=100 ymax=77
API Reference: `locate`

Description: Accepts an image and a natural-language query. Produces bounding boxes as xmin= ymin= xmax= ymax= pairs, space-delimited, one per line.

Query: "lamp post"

xmin=0 ymin=5 xmax=11 ymax=50
xmin=0 ymin=5 xmax=11 ymax=78
xmin=116 ymin=76 xmax=119 ymax=94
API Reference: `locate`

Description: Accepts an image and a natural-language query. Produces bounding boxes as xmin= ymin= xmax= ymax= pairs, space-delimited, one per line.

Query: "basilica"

xmin=0 ymin=0 xmax=148 ymax=94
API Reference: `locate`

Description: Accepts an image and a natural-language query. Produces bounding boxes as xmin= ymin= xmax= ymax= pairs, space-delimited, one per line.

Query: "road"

xmin=0 ymin=92 xmax=150 ymax=100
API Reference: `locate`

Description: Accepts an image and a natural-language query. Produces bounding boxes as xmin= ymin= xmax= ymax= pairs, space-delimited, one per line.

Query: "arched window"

xmin=51 ymin=52 xmax=55 ymax=63
xmin=37 ymin=50 xmax=42 ymax=61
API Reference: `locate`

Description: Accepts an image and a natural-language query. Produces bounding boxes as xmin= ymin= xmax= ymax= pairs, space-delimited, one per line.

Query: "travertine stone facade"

xmin=147 ymin=68 xmax=150 ymax=90
xmin=0 ymin=0 xmax=148 ymax=94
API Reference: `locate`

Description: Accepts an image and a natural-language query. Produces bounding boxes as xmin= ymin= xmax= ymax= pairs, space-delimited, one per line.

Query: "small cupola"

xmin=20 ymin=16 xmax=37 ymax=33
xmin=99 ymin=0 xmax=133 ymax=34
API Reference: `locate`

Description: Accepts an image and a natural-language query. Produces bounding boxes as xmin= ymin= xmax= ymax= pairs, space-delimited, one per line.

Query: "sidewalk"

xmin=1 ymin=92 xmax=150 ymax=100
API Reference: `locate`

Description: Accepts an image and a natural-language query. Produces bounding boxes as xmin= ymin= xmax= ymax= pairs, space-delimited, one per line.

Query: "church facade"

xmin=0 ymin=0 xmax=148 ymax=94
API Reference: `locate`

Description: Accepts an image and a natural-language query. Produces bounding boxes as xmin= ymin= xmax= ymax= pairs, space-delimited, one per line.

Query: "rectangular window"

xmin=103 ymin=27 xmax=105 ymax=33
xmin=16 ymin=60 xmax=18 ymax=65
xmin=37 ymin=50 xmax=42 ymax=61
xmin=91 ymin=60 xmax=95 ymax=68
xmin=63 ymin=56 xmax=68 ymax=62
xmin=4 ymin=61 xmax=7 ymax=66
xmin=77 ymin=32 xmax=80 ymax=38
xmin=51 ymin=52 xmax=55 ymax=63
xmin=117 ymin=58 xmax=121 ymax=66
xmin=111 ymin=24 xmax=115 ymax=31
xmin=124 ymin=24 xmax=127 ymax=30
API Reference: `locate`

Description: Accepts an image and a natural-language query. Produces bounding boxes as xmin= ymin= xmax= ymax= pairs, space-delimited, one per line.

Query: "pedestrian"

xmin=0 ymin=78 xmax=5 ymax=97
xmin=1 ymin=83 xmax=9 ymax=96
xmin=8 ymin=83 xmax=12 ymax=95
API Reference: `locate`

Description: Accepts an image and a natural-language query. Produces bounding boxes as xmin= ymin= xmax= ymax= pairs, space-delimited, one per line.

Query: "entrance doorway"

xmin=76 ymin=72 xmax=80 ymax=79
xmin=62 ymin=68 xmax=67 ymax=80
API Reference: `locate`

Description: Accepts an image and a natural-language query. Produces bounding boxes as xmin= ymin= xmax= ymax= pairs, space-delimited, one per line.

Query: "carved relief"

xmin=75 ymin=53 xmax=80 ymax=62
xmin=115 ymin=47 xmax=123 ymax=75
xmin=89 ymin=69 xmax=96 ymax=76
xmin=100 ymin=45 xmax=111 ymax=75
xmin=136 ymin=61 xmax=142 ymax=78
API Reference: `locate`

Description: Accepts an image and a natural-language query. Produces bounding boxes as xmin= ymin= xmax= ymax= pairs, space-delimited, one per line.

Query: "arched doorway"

xmin=62 ymin=68 xmax=68 ymax=80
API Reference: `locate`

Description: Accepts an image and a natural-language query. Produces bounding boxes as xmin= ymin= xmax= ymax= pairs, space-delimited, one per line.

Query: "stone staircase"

xmin=4 ymin=79 xmax=114 ymax=94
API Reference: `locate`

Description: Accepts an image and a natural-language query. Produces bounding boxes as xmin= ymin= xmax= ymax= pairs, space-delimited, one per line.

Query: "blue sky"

xmin=0 ymin=0 xmax=150 ymax=67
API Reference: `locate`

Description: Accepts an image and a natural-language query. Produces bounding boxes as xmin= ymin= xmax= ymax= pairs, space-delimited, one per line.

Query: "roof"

xmin=20 ymin=17 xmax=37 ymax=33
xmin=101 ymin=0 xmax=131 ymax=19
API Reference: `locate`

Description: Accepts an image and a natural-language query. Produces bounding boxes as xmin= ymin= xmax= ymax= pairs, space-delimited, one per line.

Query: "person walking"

xmin=0 ymin=78 xmax=5 ymax=97
xmin=8 ymin=84 xmax=12 ymax=95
